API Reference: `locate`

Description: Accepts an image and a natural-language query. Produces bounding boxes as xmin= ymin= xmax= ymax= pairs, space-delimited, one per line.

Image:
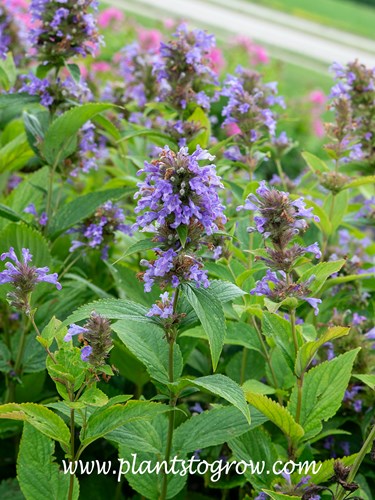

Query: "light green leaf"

xmin=0 ymin=53 xmax=16 ymax=91
xmin=295 ymin=326 xmax=350 ymax=376
xmin=245 ymin=392 xmax=304 ymax=443
xmin=182 ymin=283 xmax=226 ymax=370
xmin=17 ymin=423 xmax=79 ymax=500
xmin=112 ymin=238 xmax=156 ymax=264
xmin=187 ymin=106 xmax=211 ymax=150
xmin=262 ymin=312 xmax=296 ymax=371
xmin=343 ymin=176 xmax=375 ymax=189
xmin=176 ymin=225 xmax=188 ymax=248
xmin=353 ymin=374 xmax=375 ymax=390
xmin=242 ymin=379 xmax=276 ymax=395
xmin=262 ymin=491 xmax=300 ymax=500
xmin=41 ymin=103 xmax=113 ymax=165
xmin=297 ymin=259 xmax=345 ymax=295
xmin=288 ymin=348 xmax=360 ymax=440
xmin=301 ymin=151 xmax=329 ymax=173
xmin=0 ymin=403 xmax=70 ymax=452
xmin=79 ymin=387 xmax=109 ymax=407
xmin=0 ymin=133 xmax=34 ymax=173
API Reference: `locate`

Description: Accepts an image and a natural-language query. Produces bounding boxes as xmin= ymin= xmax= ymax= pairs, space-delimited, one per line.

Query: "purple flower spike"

xmin=0 ymin=247 xmax=61 ymax=312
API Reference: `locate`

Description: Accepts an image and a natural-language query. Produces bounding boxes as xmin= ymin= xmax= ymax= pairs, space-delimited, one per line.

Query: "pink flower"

xmin=163 ymin=18 xmax=176 ymax=30
xmin=312 ymin=118 xmax=325 ymax=138
xmin=208 ymin=47 xmax=225 ymax=74
xmin=253 ymin=45 xmax=269 ymax=64
xmin=92 ymin=61 xmax=111 ymax=73
xmin=225 ymin=123 xmax=241 ymax=136
xmin=309 ymin=90 xmax=326 ymax=106
xmin=137 ymin=28 xmax=162 ymax=51
xmin=98 ymin=7 xmax=124 ymax=29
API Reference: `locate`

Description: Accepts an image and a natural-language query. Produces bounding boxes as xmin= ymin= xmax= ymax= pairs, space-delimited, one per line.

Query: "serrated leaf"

xmin=64 ymin=303 xmax=153 ymax=336
xmin=175 ymin=374 xmax=250 ymax=423
xmin=242 ymin=379 xmax=276 ymax=395
xmin=295 ymin=326 xmax=350 ymax=376
xmin=182 ymin=283 xmax=226 ymax=370
xmin=288 ymin=348 xmax=360 ymax=440
xmin=262 ymin=312 xmax=296 ymax=371
xmin=81 ymin=400 xmax=169 ymax=448
xmin=173 ymin=405 xmax=258 ymax=455
xmin=113 ymin=320 xmax=183 ymax=384
xmin=297 ymin=260 xmax=345 ymax=295
xmin=245 ymin=392 xmax=304 ymax=443
xmin=0 ymin=403 xmax=70 ymax=452
xmin=0 ymin=204 xmax=26 ymax=223
xmin=48 ymin=188 xmax=125 ymax=238
xmin=41 ymin=103 xmax=113 ymax=165
xmin=17 ymin=423 xmax=79 ymax=500
xmin=79 ymin=387 xmax=109 ymax=407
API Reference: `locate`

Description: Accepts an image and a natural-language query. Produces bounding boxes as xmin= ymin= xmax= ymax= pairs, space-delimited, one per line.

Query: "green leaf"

xmin=288 ymin=348 xmax=360 ymax=440
xmin=48 ymin=188 xmax=125 ymax=238
xmin=0 ymin=93 xmax=40 ymax=111
xmin=297 ymin=259 xmax=345 ymax=295
xmin=343 ymin=175 xmax=375 ymax=189
xmin=113 ymin=320 xmax=183 ymax=384
xmin=262 ymin=312 xmax=296 ymax=371
xmin=0 ymin=204 xmax=27 ymax=224
xmin=0 ymin=340 xmax=11 ymax=373
xmin=242 ymin=379 xmax=276 ymax=395
xmin=112 ymin=238 xmax=156 ymax=264
xmin=62 ymin=298 xmax=152 ymax=327
xmin=182 ymin=283 xmax=226 ymax=370
xmin=208 ymin=279 xmax=247 ymax=302
xmin=41 ymin=103 xmax=113 ymax=165
xmin=353 ymin=374 xmax=375 ymax=390
xmin=0 ymin=403 xmax=70 ymax=452
xmin=176 ymin=225 xmax=188 ymax=248
xmin=262 ymin=492 xmax=300 ymax=500
xmin=292 ymin=454 xmax=357 ymax=485
xmin=295 ymin=326 xmax=350 ymax=376
xmin=321 ymin=273 xmax=374 ymax=291
xmin=79 ymin=386 xmax=109 ymax=407
xmin=173 ymin=405 xmax=259 ymax=455
xmin=245 ymin=392 xmax=304 ymax=443
xmin=187 ymin=106 xmax=211 ymax=150
xmin=0 ymin=223 xmax=51 ymax=268
xmin=176 ymin=374 xmax=251 ymax=423
xmin=17 ymin=423 xmax=79 ymax=500
xmin=0 ymin=133 xmax=34 ymax=173
xmin=81 ymin=400 xmax=169 ymax=448
xmin=325 ymin=190 xmax=348 ymax=231
xmin=66 ymin=63 xmax=81 ymax=84
xmin=301 ymin=151 xmax=329 ymax=173
xmin=0 ymin=53 xmax=16 ymax=91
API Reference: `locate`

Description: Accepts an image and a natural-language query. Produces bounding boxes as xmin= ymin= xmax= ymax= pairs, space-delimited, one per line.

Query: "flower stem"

xmin=289 ymin=309 xmax=303 ymax=425
xmin=290 ymin=308 xmax=299 ymax=355
xmin=275 ymin=157 xmax=287 ymax=191
xmin=68 ymin=407 xmax=75 ymax=500
xmin=160 ymin=289 xmax=180 ymax=500
xmin=336 ymin=423 xmax=375 ymax=500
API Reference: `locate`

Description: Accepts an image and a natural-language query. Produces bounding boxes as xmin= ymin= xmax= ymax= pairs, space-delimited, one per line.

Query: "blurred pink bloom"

xmin=208 ymin=47 xmax=225 ymax=74
xmin=164 ymin=18 xmax=176 ymax=30
xmin=309 ymin=90 xmax=326 ymax=105
xmin=98 ymin=7 xmax=124 ymax=29
xmin=231 ymin=35 xmax=268 ymax=65
xmin=92 ymin=61 xmax=111 ymax=73
xmin=225 ymin=123 xmax=241 ymax=136
xmin=312 ymin=118 xmax=325 ymax=138
xmin=138 ymin=28 xmax=162 ymax=51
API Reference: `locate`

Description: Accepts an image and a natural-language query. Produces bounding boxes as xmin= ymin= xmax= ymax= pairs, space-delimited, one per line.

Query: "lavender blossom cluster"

xmin=134 ymin=146 xmax=226 ymax=295
xmin=0 ymin=247 xmax=61 ymax=313
xmin=70 ymin=201 xmax=131 ymax=259
xmin=328 ymin=60 xmax=375 ymax=165
xmin=154 ymin=23 xmax=218 ymax=111
xmin=30 ymin=0 xmax=102 ymax=65
xmin=239 ymin=182 xmax=323 ymax=314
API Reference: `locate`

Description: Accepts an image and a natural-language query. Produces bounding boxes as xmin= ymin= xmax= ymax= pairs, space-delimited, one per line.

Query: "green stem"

xmin=275 ymin=157 xmax=287 ymax=191
xmin=160 ymin=288 xmax=180 ymax=500
xmin=321 ymin=193 xmax=336 ymax=260
xmin=6 ymin=316 xmax=30 ymax=402
xmin=68 ymin=407 xmax=75 ymax=500
xmin=336 ymin=423 xmax=375 ymax=500
xmin=290 ymin=308 xmax=299 ymax=356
